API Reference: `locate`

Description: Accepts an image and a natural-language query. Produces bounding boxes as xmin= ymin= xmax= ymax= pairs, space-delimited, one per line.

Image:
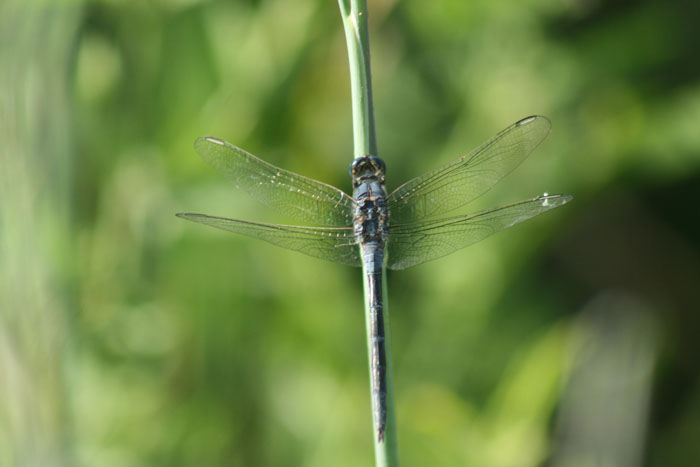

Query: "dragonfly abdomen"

xmin=362 ymin=245 xmax=388 ymax=443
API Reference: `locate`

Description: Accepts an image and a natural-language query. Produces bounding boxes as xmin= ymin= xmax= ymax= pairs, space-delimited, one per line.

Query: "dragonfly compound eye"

xmin=369 ymin=156 xmax=386 ymax=175
xmin=349 ymin=158 xmax=364 ymax=177
xmin=350 ymin=155 xmax=386 ymax=178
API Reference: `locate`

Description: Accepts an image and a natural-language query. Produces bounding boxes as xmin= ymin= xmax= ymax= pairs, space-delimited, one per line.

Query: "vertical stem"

xmin=338 ymin=1 xmax=399 ymax=466
xmin=337 ymin=0 xmax=378 ymax=158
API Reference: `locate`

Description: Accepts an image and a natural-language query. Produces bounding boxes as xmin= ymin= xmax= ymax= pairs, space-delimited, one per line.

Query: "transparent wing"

xmin=195 ymin=136 xmax=355 ymax=227
xmin=177 ymin=213 xmax=361 ymax=267
xmin=386 ymin=194 xmax=572 ymax=270
xmin=386 ymin=116 xmax=551 ymax=224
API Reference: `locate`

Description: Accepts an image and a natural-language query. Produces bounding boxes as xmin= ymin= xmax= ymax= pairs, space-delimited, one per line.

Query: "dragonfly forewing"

xmin=176 ymin=213 xmax=361 ymax=267
xmin=386 ymin=116 xmax=551 ymax=224
xmin=385 ymin=193 xmax=572 ymax=270
xmin=194 ymin=137 xmax=356 ymax=227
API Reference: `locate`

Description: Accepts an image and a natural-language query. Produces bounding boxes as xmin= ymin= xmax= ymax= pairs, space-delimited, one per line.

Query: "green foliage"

xmin=2 ymin=0 xmax=700 ymax=466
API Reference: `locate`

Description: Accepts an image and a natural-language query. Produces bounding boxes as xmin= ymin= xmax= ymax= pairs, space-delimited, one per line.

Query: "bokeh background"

xmin=2 ymin=0 xmax=700 ymax=466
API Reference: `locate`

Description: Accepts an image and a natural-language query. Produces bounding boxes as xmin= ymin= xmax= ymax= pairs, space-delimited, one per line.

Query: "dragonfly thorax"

xmin=353 ymin=182 xmax=388 ymax=245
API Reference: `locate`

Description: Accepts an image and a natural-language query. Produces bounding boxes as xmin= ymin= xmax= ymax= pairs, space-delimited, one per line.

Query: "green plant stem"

xmin=338 ymin=0 xmax=378 ymax=158
xmin=338 ymin=1 xmax=399 ymax=466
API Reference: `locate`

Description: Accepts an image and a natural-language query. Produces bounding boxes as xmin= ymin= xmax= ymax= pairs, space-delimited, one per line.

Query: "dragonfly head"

xmin=350 ymin=155 xmax=386 ymax=188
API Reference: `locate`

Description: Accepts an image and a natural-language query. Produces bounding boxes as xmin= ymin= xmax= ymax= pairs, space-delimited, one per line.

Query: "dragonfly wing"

xmin=386 ymin=116 xmax=551 ymax=224
xmin=177 ymin=213 xmax=361 ymax=267
xmin=385 ymin=194 xmax=572 ymax=270
xmin=195 ymin=137 xmax=355 ymax=227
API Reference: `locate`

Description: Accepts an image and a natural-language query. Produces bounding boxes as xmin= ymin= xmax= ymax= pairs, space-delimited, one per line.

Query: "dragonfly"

xmin=177 ymin=115 xmax=572 ymax=442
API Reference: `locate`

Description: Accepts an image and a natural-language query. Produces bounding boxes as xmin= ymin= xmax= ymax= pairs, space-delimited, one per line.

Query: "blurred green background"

xmin=2 ymin=0 xmax=700 ymax=466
